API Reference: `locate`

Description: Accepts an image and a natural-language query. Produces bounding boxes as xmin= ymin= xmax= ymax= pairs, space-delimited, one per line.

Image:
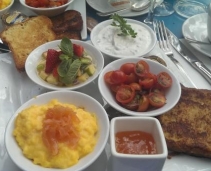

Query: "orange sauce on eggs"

xmin=115 ymin=131 xmax=157 ymax=154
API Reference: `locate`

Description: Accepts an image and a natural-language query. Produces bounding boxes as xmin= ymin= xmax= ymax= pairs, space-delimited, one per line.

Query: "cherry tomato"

xmin=129 ymin=82 xmax=141 ymax=91
xmin=110 ymin=70 xmax=126 ymax=84
xmin=125 ymin=73 xmax=138 ymax=84
xmin=139 ymin=72 xmax=157 ymax=89
xmin=150 ymin=87 xmax=165 ymax=95
xmin=110 ymin=84 xmax=121 ymax=93
xmin=148 ymin=92 xmax=166 ymax=108
xmin=104 ymin=71 xmax=116 ymax=85
xmin=157 ymin=72 xmax=172 ymax=88
xmin=134 ymin=60 xmax=150 ymax=77
xmin=137 ymin=95 xmax=149 ymax=112
xmin=120 ymin=63 xmax=135 ymax=75
xmin=123 ymin=95 xmax=140 ymax=111
xmin=116 ymin=85 xmax=135 ymax=104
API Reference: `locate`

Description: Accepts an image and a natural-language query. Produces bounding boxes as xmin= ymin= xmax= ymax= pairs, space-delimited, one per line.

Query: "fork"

xmin=153 ymin=20 xmax=196 ymax=87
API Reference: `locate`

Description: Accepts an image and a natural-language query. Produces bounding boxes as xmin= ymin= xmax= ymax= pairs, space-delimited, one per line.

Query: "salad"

xmin=37 ymin=38 xmax=96 ymax=86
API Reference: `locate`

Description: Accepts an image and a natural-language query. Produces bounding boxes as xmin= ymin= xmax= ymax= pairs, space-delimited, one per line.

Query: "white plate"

xmin=1 ymin=44 xmax=211 ymax=170
xmin=25 ymin=39 xmax=104 ymax=91
xmin=90 ymin=19 xmax=156 ymax=59
xmin=0 ymin=0 xmax=87 ymax=40
xmin=86 ymin=0 xmax=163 ymax=17
xmin=182 ymin=13 xmax=211 ymax=57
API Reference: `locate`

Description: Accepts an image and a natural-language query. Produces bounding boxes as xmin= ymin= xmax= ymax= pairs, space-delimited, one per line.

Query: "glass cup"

xmin=173 ymin=0 xmax=207 ymax=18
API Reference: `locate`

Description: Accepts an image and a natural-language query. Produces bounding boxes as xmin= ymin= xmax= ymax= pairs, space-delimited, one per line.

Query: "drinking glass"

xmin=154 ymin=0 xmax=174 ymax=16
xmin=173 ymin=0 xmax=207 ymax=18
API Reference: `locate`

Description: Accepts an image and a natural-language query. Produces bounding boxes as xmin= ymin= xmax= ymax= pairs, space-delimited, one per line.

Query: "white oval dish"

xmin=25 ymin=39 xmax=104 ymax=91
xmin=98 ymin=58 xmax=181 ymax=117
xmin=19 ymin=0 xmax=74 ymax=17
xmin=90 ymin=19 xmax=156 ymax=59
xmin=5 ymin=90 xmax=110 ymax=171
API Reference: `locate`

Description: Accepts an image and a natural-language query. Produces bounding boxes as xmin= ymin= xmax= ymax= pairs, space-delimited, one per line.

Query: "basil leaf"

xmin=58 ymin=59 xmax=72 ymax=77
xmin=59 ymin=37 xmax=73 ymax=56
xmin=60 ymin=59 xmax=81 ymax=85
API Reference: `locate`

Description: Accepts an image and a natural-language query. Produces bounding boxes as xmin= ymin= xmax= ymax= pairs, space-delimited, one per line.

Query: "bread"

xmin=157 ymin=86 xmax=211 ymax=158
xmin=0 ymin=15 xmax=56 ymax=71
xmin=50 ymin=10 xmax=83 ymax=40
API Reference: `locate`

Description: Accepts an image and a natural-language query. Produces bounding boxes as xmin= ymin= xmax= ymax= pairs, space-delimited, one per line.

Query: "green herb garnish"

xmin=58 ymin=37 xmax=81 ymax=85
xmin=110 ymin=13 xmax=137 ymax=38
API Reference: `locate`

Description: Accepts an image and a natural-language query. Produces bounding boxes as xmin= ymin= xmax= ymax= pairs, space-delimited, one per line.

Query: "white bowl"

xmin=90 ymin=19 xmax=156 ymax=59
xmin=98 ymin=58 xmax=181 ymax=117
xmin=5 ymin=91 xmax=110 ymax=171
xmin=25 ymin=39 xmax=104 ymax=91
xmin=19 ymin=0 xmax=74 ymax=17
xmin=0 ymin=0 xmax=14 ymax=16
xmin=110 ymin=117 xmax=168 ymax=171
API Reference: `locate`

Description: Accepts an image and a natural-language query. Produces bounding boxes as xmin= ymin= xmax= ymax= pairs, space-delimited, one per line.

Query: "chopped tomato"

xmin=123 ymin=95 xmax=140 ymax=111
xmin=125 ymin=73 xmax=138 ymax=84
xmin=104 ymin=71 xmax=116 ymax=85
xmin=157 ymin=72 xmax=172 ymax=88
xmin=110 ymin=84 xmax=121 ymax=93
xmin=137 ymin=95 xmax=149 ymax=112
xmin=120 ymin=63 xmax=135 ymax=75
xmin=129 ymin=82 xmax=141 ymax=91
xmin=116 ymin=85 xmax=135 ymax=104
xmin=110 ymin=70 xmax=126 ymax=85
xmin=148 ymin=92 xmax=166 ymax=108
xmin=134 ymin=60 xmax=150 ymax=77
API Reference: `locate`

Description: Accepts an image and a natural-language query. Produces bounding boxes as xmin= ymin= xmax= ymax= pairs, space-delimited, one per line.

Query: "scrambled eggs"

xmin=0 ymin=0 xmax=11 ymax=10
xmin=13 ymin=99 xmax=98 ymax=169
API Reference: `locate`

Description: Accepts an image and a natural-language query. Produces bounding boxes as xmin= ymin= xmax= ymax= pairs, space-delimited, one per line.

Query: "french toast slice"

xmin=0 ymin=15 xmax=56 ymax=71
xmin=157 ymin=86 xmax=211 ymax=158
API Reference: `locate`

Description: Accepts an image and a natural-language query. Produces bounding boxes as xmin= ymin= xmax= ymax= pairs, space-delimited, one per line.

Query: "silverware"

xmin=167 ymin=28 xmax=211 ymax=85
xmin=97 ymin=0 xmax=150 ymax=17
xmin=154 ymin=20 xmax=196 ymax=87
xmin=0 ymin=42 xmax=10 ymax=53
xmin=184 ymin=36 xmax=211 ymax=45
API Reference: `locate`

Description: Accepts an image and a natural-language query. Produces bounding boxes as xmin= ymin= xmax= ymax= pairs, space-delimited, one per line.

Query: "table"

xmin=86 ymin=0 xmax=211 ymax=39
xmin=1 ymin=1 xmax=211 ymax=171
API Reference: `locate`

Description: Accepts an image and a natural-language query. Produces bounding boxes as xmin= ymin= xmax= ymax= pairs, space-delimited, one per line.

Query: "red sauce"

xmin=115 ymin=131 xmax=157 ymax=155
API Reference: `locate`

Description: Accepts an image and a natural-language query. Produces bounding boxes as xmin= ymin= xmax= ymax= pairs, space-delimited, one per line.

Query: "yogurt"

xmin=96 ymin=23 xmax=152 ymax=57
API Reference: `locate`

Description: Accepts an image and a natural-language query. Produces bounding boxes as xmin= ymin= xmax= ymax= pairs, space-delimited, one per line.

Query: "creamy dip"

xmin=96 ymin=23 xmax=152 ymax=57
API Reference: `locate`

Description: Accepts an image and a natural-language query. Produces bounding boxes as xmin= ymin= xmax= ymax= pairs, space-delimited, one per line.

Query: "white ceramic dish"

xmin=90 ymin=19 xmax=156 ymax=59
xmin=1 ymin=47 xmax=211 ymax=171
xmin=98 ymin=58 xmax=181 ymax=117
xmin=5 ymin=91 xmax=110 ymax=171
xmin=86 ymin=0 xmax=163 ymax=17
xmin=182 ymin=13 xmax=211 ymax=57
xmin=25 ymin=39 xmax=104 ymax=91
xmin=0 ymin=0 xmax=14 ymax=16
xmin=19 ymin=0 xmax=74 ymax=17
xmin=110 ymin=117 xmax=167 ymax=171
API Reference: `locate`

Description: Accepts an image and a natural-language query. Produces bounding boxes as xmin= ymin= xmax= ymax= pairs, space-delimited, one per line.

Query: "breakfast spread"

xmin=13 ymin=99 xmax=98 ymax=168
xmin=157 ymin=86 xmax=211 ymax=158
xmin=37 ymin=38 xmax=96 ymax=86
xmin=115 ymin=130 xmax=157 ymax=154
xmin=104 ymin=60 xmax=172 ymax=112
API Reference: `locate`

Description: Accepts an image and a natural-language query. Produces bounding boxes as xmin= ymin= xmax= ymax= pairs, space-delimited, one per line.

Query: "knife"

xmin=167 ymin=29 xmax=211 ymax=85
xmin=0 ymin=42 xmax=10 ymax=53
